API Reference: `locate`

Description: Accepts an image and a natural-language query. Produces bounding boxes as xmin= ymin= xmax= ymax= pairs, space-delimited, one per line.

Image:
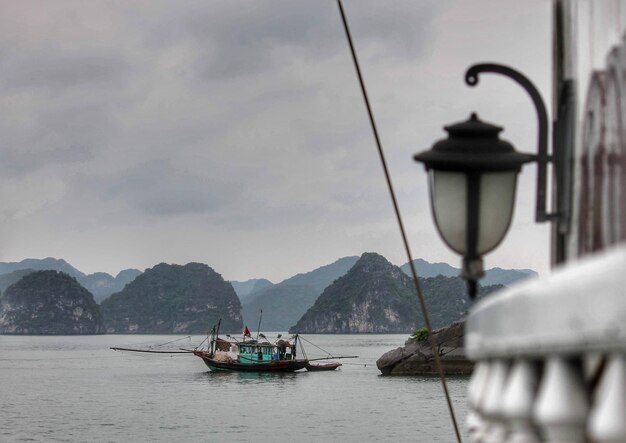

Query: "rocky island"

xmin=373 ymin=280 xmax=502 ymax=375
xmin=290 ymin=252 xmax=503 ymax=334
xmin=376 ymin=320 xmax=472 ymax=375
xmin=0 ymin=270 xmax=105 ymax=334
xmin=100 ymin=262 xmax=242 ymax=333
xmin=290 ymin=253 xmax=423 ymax=333
xmin=0 ymin=257 xmax=142 ymax=303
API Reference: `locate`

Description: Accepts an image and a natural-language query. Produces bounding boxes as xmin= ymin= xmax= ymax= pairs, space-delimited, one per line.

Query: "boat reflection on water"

xmin=214 ymin=370 xmax=299 ymax=382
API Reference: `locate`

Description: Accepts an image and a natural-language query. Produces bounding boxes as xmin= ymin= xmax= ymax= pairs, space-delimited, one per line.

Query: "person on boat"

xmin=276 ymin=339 xmax=288 ymax=359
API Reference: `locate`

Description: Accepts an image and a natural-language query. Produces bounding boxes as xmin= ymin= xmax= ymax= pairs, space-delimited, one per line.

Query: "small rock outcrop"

xmin=376 ymin=320 xmax=472 ymax=375
xmin=100 ymin=262 xmax=242 ymax=333
xmin=0 ymin=270 xmax=105 ymax=334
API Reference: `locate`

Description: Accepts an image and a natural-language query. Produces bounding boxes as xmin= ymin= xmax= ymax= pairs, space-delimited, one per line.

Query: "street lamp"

xmin=414 ymin=64 xmax=563 ymax=298
xmin=414 ymin=112 xmax=534 ymax=297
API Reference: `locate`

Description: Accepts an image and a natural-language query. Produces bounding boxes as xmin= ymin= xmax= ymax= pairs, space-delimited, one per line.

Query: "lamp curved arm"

xmin=465 ymin=63 xmax=554 ymax=222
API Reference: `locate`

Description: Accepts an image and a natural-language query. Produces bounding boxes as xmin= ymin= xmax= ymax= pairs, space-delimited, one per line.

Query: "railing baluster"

xmin=588 ymin=353 xmax=626 ymax=442
xmin=468 ymin=360 xmax=490 ymax=442
xmin=483 ymin=359 xmax=510 ymax=442
xmin=502 ymin=359 xmax=541 ymax=442
xmin=534 ymin=356 xmax=588 ymax=442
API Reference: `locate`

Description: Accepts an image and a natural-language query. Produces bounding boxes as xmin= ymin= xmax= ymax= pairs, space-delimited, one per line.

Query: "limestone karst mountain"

xmin=242 ymin=256 xmax=359 ymax=331
xmin=100 ymin=262 xmax=242 ymax=333
xmin=0 ymin=270 xmax=104 ymax=334
xmin=400 ymin=259 xmax=537 ymax=286
xmin=291 ymin=253 xmax=422 ymax=333
xmin=0 ymin=258 xmax=142 ymax=303
xmin=291 ymin=253 xmax=502 ymax=333
xmin=230 ymin=278 xmax=274 ymax=303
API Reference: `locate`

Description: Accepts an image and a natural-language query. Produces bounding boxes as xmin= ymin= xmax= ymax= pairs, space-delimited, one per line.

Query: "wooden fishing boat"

xmin=193 ymin=320 xmax=310 ymax=372
xmin=111 ymin=318 xmax=357 ymax=372
xmin=193 ymin=340 xmax=309 ymax=372
xmin=192 ymin=319 xmax=355 ymax=373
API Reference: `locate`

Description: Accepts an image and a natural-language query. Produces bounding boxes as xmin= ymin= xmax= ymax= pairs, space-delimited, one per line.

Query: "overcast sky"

xmin=0 ymin=0 xmax=552 ymax=282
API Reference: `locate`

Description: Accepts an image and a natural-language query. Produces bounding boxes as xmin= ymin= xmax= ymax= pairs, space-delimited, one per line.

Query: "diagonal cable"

xmin=336 ymin=1 xmax=463 ymax=442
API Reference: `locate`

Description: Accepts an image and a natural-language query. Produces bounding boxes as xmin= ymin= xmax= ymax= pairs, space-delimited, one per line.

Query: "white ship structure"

xmin=466 ymin=2 xmax=626 ymax=442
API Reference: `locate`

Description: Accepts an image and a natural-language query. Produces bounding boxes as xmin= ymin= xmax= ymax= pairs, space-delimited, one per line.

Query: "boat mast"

xmin=255 ymin=309 xmax=263 ymax=342
xmin=293 ymin=334 xmax=298 ymax=359
xmin=212 ymin=319 xmax=221 ymax=355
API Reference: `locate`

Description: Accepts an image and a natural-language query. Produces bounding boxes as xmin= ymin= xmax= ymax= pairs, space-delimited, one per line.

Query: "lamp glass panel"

xmin=477 ymin=171 xmax=518 ymax=254
xmin=430 ymin=170 xmax=467 ymax=254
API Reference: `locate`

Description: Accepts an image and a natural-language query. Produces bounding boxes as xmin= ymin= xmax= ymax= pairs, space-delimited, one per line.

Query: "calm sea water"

xmin=0 ymin=334 xmax=469 ymax=442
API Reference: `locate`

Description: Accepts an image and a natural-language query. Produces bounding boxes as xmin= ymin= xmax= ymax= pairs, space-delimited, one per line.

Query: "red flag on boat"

xmin=243 ymin=326 xmax=251 ymax=337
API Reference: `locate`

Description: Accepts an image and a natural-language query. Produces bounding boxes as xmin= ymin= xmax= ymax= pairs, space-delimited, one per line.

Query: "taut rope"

xmin=336 ymin=2 xmax=462 ymax=441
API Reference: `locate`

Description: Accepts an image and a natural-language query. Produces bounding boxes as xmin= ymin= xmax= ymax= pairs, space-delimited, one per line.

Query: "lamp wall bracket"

xmin=465 ymin=63 xmax=565 ymax=224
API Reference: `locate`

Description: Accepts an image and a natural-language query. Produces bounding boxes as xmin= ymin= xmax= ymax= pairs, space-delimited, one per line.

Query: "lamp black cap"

xmin=414 ymin=113 xmax=535 ymax=173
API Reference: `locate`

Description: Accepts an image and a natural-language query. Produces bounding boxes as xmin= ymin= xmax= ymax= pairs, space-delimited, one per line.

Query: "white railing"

xmin=465 ymin=244 xmax=626 ymax=442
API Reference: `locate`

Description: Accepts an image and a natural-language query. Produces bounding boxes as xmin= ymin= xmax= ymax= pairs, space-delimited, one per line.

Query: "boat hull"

xmin=193 ymin=351 xmax=308 ymax=372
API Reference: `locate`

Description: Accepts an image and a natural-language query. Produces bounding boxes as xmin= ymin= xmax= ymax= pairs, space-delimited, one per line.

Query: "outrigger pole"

xmin=307 ymin=355 xmax=358 ymax=362
xmin=110 ymin=347 xmax=192 ymax=354
xmin=111 ymin=335 xmax=195 ymax=354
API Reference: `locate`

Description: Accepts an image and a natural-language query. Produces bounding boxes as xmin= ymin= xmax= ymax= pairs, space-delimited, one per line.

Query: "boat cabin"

xmin=237 ymin=342 xmax=295 ymax=364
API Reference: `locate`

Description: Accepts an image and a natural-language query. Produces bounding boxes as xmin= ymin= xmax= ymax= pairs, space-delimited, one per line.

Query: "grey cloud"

xmin=0 ymin=98 xmax=113 ymax=176
xmin=1 ymin=49 xmax=130 ymax=93
xmin=0 ymin=143 xmax=93 ymax=176
xmin=0 ymin=45 xmax=132 ymax=177
xmin=342 ymin=0 xmax=443 ymax=58
xmin=97 ymin=159 xmax=243 ymax=217
xmin=0 ymin=1 xmax=550 ymax=281
xmin=186 ymin=3 xmax=334 ymax=80
xmin=212 ymin=195 xmax=388 ymax=231
xmin=0 ymin=0 xmax=444 ymax=227
xmin=138 ymin=0 xmax=442 ymax=81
